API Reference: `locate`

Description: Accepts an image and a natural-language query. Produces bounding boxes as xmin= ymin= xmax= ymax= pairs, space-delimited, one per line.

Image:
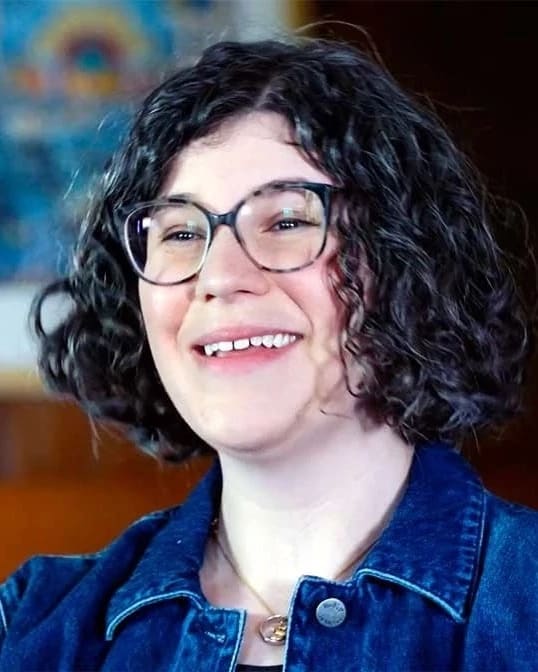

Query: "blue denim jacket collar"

xmin=358 ymin=447 xmax=485 ymax=622
xmin=105 ymin=442 xmax=486 ymax=640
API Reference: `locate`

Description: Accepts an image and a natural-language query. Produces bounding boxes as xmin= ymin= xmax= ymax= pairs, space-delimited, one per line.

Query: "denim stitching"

xmin=226 ymin=609 xmax=246 ymax=672
xmin=106 ymin=590 xmax=204 ymax=640
xmin=0 ymin=598 xmax=8 ymax=635
xmin=357 ymin=569 xmax=465 ymax=623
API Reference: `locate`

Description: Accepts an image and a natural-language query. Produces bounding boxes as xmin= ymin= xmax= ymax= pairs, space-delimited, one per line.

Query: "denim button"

xmin=315 ymin=598 xmax=347 ymax=627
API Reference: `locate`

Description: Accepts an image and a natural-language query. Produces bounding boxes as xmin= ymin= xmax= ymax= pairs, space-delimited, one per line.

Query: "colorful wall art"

xmin=0 ymin=0 xmax=234 ymax=281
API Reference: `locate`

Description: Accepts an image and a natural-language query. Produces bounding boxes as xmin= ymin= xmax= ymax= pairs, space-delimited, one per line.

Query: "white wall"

xmin=0 ymin=284 xmax=40 ymax=370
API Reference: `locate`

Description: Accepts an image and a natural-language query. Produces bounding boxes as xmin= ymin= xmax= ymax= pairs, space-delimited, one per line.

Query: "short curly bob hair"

xmin=32 ymin=37 xmax=537 ymax=462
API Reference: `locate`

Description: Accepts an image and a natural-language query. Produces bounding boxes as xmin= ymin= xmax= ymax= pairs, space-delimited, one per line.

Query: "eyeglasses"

xmin=123 ymin=181 xmax=338 ymax=286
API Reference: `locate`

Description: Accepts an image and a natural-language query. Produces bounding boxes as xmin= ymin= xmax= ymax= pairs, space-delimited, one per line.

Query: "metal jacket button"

xmin=315 ymin=598 xmax=347 ymax=627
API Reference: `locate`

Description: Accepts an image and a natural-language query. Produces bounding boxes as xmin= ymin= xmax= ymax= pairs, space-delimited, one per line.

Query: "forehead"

xmin=160 ymin=112 xmax=331 ymax=210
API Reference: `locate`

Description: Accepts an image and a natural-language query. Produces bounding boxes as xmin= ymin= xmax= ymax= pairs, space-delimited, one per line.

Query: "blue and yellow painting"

xmin=0 ymin=0 xmax=220 ymax=281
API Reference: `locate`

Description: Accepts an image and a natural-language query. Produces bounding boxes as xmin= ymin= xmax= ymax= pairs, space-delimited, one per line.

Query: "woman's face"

xmin=139 ymin=112 xmax=364 ymax=455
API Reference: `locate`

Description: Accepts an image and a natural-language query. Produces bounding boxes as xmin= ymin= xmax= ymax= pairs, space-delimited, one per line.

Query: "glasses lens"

xmin=236 ymin=187 xmax=326 ymax=271
xmin=125 ymin=202 xmax=209 ymax=283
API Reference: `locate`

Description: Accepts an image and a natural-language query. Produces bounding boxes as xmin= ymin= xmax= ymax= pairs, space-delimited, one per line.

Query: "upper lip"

xmin=192 ymin=326 xmax=303 ymax=348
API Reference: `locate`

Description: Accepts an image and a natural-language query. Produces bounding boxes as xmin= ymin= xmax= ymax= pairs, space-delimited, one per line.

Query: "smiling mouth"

xmin=196 ymin=332 xmax=300 ymax=357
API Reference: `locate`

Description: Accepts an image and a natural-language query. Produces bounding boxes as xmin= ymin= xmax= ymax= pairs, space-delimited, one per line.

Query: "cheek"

xmin=282 ymin=260 xmax=345 ymax=375
xmin=138 ymin=282 xmax=190 ymax=349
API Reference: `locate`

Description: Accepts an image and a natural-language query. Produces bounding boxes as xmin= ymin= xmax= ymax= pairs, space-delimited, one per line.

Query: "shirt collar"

xmin=106 ymin=442 xmax=485 ymax=638
xmin=358 ymin=443 xmax=486 ymax=622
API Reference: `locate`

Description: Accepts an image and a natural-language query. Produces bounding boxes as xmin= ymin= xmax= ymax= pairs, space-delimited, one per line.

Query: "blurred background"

xmin=1 ymin=0 xmax=537 ymax=578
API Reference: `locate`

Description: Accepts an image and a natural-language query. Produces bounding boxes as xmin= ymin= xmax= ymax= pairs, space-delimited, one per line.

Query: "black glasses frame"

xmin=122 ymin=180 xmax=339 ymax=286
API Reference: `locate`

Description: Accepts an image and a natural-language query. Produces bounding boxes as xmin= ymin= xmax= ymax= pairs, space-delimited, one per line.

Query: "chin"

xmin=204 ymin=422 xmax=289 ymax=455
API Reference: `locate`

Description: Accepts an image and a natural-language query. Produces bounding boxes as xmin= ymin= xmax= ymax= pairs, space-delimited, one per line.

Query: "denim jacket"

xmin=1 ymin=442 xmax=537 ymax=671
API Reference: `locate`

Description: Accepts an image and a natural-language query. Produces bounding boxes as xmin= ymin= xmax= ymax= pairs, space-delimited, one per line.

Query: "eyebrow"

xmin=164 ymin=191 xmax=196 ymax=201
xmin=163 ymin=177 xmax=322 ymax=202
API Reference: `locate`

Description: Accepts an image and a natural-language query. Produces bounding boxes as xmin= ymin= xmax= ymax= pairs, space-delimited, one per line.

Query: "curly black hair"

xmin=32 ymin=37 xmax=537 ymax=462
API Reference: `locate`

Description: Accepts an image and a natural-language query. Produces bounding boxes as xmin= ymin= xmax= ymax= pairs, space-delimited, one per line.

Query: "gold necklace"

xmin=212 ymin=523 xmax=378 ymax=646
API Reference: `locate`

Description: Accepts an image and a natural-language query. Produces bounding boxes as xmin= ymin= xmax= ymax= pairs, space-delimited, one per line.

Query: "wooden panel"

xmin=0 ymin=400 xmax=211 ymax=578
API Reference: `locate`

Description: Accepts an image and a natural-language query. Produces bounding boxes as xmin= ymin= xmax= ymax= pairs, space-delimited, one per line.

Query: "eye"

xmin=273 ymin=219 xmax=301 ymax=230
xmin=161 ymin=228 xmax=204 ymax=243
xmin=269 ymin=218 xmax=318 ymax=232
xmin=143 ymin=203 xmax=208 ymax=245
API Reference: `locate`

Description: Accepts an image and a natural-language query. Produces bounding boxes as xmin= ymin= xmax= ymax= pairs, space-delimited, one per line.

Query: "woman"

xmin=1 ymin=37 xmax=536 ymax=671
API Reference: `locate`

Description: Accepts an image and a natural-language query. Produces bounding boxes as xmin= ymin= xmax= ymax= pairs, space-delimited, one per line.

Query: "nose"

xmin=194 ymin=226 xmax=269 ymax=301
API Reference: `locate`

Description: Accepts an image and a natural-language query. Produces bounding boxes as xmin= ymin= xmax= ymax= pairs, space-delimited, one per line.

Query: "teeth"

xmin=262 ymin=335 xmax=274 ymax=348
xmin=201 ymin=333 xmax=298 ymax=356
xmin=233 ymin=338 xmax=250 ymax=350
xmin=273 ymin=333 xmax=284 ymax=348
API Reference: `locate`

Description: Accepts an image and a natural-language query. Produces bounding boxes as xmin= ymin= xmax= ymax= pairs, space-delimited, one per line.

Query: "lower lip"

xmin=192 ymin=340 xmax=301 ymax=373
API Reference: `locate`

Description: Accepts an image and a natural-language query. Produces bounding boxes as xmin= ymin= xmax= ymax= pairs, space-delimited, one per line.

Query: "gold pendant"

xmin=258 ymin=614 xmax=288 ymax=645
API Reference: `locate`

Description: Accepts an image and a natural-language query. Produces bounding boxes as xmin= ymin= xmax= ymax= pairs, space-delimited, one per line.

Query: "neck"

xmin=212 ymin=419 xmax=414 ymax=614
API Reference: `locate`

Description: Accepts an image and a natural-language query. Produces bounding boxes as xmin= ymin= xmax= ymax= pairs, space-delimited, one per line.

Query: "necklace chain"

xmin=212 ymin=520 xmax=378 ymax=645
